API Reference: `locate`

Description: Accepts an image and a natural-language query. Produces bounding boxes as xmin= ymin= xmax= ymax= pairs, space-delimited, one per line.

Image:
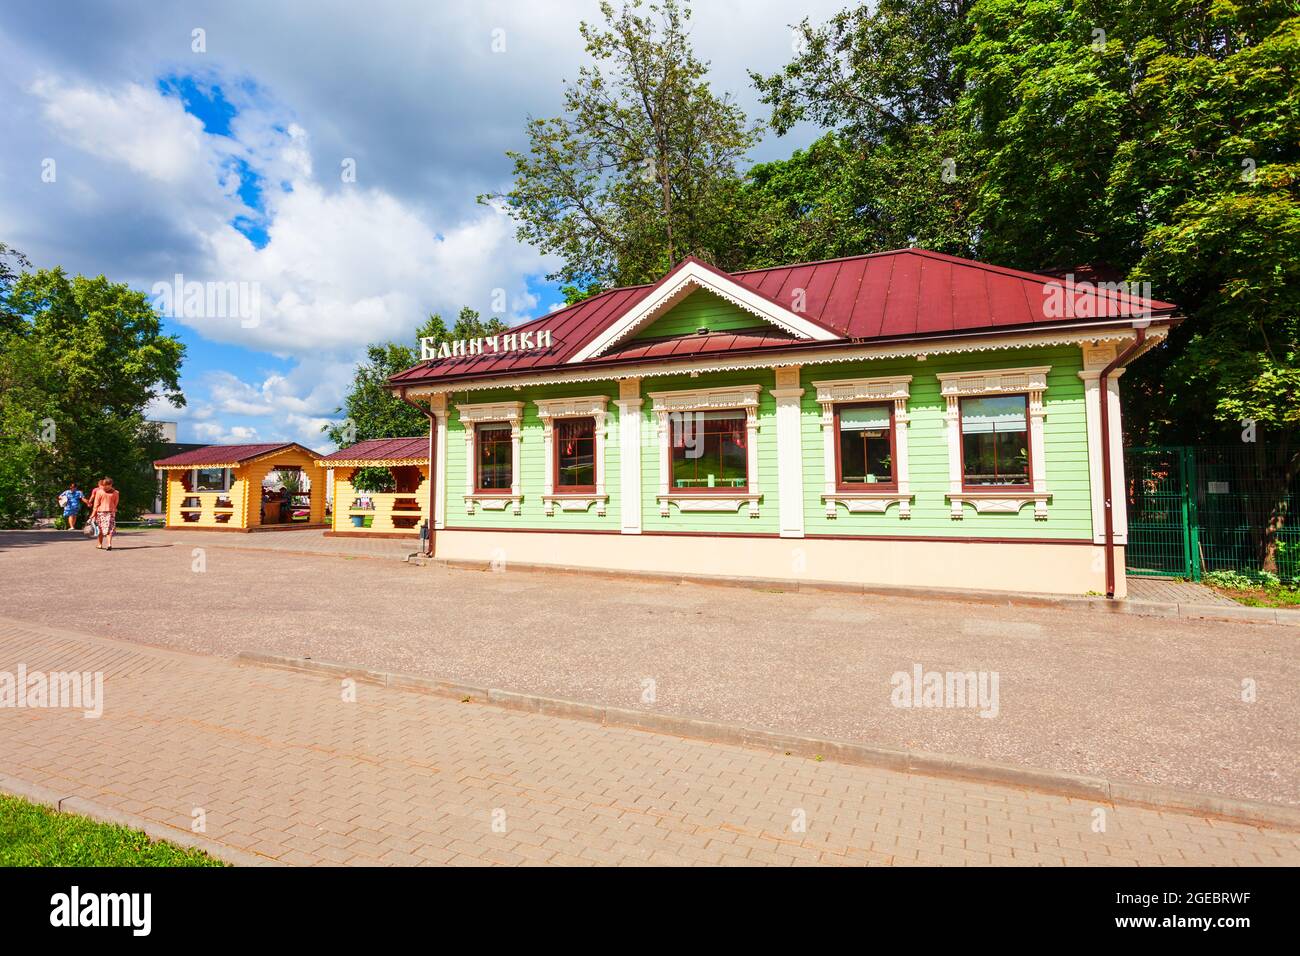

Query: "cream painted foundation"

xmin=435 ymin=529 xmax=1126 ymax=598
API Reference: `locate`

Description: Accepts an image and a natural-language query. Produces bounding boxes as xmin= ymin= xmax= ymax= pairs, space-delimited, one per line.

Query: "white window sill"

xmin=823 ymin=491 xmax=913 ymax=518
xmin=543 ymin=494 xmax=608 ymax=516
xmin=465 ymin=493 xmax=522 ymax=515
xmin=947 ymin=491 xmax=1050 ymax=519
xmin=657 ymin=492 xmax=761 ymax=517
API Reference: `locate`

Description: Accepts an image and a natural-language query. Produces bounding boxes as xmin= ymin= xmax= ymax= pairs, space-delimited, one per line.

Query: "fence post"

xmin=1184 ymin=446 xmax=1202 ymax=581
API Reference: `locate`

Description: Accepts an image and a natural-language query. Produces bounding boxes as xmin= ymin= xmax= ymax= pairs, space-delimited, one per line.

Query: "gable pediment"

xmin=569 ymin=258 xmax=840 ymax=363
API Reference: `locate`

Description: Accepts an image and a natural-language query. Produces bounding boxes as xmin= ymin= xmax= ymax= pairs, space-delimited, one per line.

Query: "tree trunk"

xmin=1260 ymin=441 xmax=1299 ymax=575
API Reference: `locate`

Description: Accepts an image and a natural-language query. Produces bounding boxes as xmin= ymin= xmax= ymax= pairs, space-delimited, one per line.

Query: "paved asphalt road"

xmin=1 ymin=528 xmax=1296 ymax=807
xmin=2 ymin=616 xmax=1295 ymax=866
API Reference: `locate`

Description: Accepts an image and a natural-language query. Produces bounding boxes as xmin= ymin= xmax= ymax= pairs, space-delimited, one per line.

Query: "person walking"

xmin=86 ymin=477 xmax=120 ymax=551
xmin=57 ymin=481 xmax=84 ymax=530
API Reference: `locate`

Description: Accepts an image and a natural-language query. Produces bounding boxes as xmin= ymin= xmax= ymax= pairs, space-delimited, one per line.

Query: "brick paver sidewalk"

xmin=1 ymin=617 xmax=1295 ymax=866
xmin=1125 ymin=577 xmax=1239 ymax=606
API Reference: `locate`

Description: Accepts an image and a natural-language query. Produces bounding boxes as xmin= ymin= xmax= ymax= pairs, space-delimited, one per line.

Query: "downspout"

xmin=398 ymin=388 xmax=436 ymax=557
xmin=1099 ymin=323 xmax=1147 ymax=599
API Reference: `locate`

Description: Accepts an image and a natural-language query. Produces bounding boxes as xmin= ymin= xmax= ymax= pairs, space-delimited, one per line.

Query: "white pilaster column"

xmin=944 ymin=396 xmax=963 ymax=518
xmin=893 ymin=397 xmax=911 ymax=518
xmin=462 ymin=427 xmax=476 ymax=513
xmin=771 ymin=365 xmax=805 ymax=538
xmin=540 ymin=417 xmax=555 ymax=515
xmin=1105 ymin=370 xmax=1128 ymax=544
xmin=593 ymin=407 xmax=608 ymax=516
xmin=429 ymin=393 xmax=448 ymax=530
xmin=1079 ymin=351 xmax=1128 ymax=545
xmin=615 ymin=378 xmax=643 ymax=534
xmin=509 ymin=418 xmax=522 ymax=515
xmin=1029 ymin=391 xmax=1049 ymax=519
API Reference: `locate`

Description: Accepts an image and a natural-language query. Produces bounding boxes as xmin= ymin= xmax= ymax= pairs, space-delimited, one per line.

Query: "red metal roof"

xmin=153 ymin=442 xmax=316 ymax=468
xmin=316 ymin=437 xmax=428 ymax=463
xmin=390 ymin=248 xmax=1178 ymax=387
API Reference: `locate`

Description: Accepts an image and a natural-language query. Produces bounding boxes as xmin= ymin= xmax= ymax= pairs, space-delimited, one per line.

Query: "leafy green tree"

xmin=0 ymin=268 xmax=185 ymax=524
xmin=955 ymin=0 xmax=1299 ymax=448
xmin=748 ymin=0 xmax=977 ymax=260
xmin=0 ymin=242 xmax=31 ymax=297
xmin=761 ymin=0 xmax=1298 ymax=564
xmin=325 ymin=308 xmax=507 ymax=447
xmin=487 ymin=0 xmax=762 ymax=295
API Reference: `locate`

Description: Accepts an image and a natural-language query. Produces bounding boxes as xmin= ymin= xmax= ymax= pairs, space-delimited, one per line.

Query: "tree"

xmin=487 ymin=0 xmax=762 ymax=295
xmin=748 ymin=0 xmax=977 ymax=261
xmin=324 ymin=308 xmax=508 ymax=447
xmin=761 ymin=0 xmax=1298 ymax=565
xmin=956 ymin=1 xmax=1300 ymax=566
xmin=0 ymin=267 xmax=185 ymax=524
xmin=0 ymin=242 xmax=31 ymax=294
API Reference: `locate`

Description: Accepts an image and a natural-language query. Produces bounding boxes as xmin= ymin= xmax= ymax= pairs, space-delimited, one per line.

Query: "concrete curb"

xmin=406 ymin=555 xmax=1294 ymax=627
xmin=0 ymin=771 xmax=280 ymax=867
xmin=237 ymin=651 xmax=1300 ymax=831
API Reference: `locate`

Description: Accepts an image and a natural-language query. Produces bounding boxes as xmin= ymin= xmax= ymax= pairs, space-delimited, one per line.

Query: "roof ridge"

xmin=901 ymin=248 xmax=1176 ymax=308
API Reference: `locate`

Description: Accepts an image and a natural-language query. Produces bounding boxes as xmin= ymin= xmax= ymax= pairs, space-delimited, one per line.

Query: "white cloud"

xmin=29 ymin=77 xmax=211 ymax=185
xmin=192 ymin=422 xmax=261 ymax=444
xmin=3 ymin=0 xmax=846 ymax=449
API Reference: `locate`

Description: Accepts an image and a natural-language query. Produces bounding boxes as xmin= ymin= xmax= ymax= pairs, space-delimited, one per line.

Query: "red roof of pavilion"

xmin=153 ymin=442 xmax=320 ymax=468
xmin=316 ymin=437 xmax=428 ymax=463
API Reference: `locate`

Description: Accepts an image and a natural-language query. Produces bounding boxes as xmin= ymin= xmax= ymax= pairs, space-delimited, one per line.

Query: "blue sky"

xmin=0 ymin=0 xmax=839 ymax=449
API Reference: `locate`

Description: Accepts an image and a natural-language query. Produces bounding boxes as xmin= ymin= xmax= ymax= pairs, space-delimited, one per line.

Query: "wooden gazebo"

xmin=154 ymin=442 xmax=326 ymax=531
xmin=316 ymin=437 xmax=429 ymax=537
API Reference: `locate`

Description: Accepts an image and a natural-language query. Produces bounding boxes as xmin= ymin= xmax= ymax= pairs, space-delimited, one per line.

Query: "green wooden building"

xmin=388 ymin=250 xmax=1179 ymax=597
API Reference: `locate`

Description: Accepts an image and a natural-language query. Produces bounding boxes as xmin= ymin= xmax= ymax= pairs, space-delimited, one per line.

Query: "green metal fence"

xmin=1124 ymin=444 xmax=1299 ymax=581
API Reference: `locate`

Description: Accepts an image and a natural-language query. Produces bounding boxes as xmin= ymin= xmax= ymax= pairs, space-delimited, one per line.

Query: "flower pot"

xmin=350 ymin=514 xmax=365 ymax=528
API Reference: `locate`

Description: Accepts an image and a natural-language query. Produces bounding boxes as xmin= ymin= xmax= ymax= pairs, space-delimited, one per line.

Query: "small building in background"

xmin=153 ymin=442 xmax=326 ymax=531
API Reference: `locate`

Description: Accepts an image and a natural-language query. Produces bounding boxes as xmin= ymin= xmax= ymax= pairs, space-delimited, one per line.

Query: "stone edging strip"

xmin=407 ymin=555 xmax=1296 ymax=626
xmin=237 ymin=650 xmax=1300 ymax=831
xmin=0 ymin=772 xmax=281 ymax=867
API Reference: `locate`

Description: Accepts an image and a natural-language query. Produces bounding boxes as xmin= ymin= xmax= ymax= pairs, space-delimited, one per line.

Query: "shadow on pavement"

xmin=0 ymin=529 xmax=167 ymax=553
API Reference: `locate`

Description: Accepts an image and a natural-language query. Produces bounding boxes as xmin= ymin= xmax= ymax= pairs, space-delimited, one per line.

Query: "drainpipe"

xmin=1099 ymin=323 xmax=1148 ymax=599
xmin=398 ymin=388 xmax=436 ymax=557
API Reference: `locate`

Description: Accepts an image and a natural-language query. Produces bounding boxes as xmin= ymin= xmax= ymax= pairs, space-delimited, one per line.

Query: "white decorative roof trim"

xmin=402 ymin=326 xmax=1167 ymax=398
xmin=569 ymin=259 xmax=840 ymax=362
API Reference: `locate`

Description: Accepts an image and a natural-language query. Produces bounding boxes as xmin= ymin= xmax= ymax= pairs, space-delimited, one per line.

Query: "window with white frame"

xmin=959 ymin=395 xmax=1031 ymax=488
xmin=535 ymin=395 xmax=610 ymax=516
xmin=812 ymin=375 xmax=913 ymax=517
xmin=648 ymin=385 xmax=762 ymax=517
xmin=455 ymin=401 xmax=524 ymax=514
xmin=937 ymin=366 xmax=1051 ymax=518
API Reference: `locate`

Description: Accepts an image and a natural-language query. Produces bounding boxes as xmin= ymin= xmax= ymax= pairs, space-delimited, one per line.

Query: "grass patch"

xmin=0 ymin=794 xmax=226 ymax=867
xmin=1203 ymin=570 xmax=1300 ymax=609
